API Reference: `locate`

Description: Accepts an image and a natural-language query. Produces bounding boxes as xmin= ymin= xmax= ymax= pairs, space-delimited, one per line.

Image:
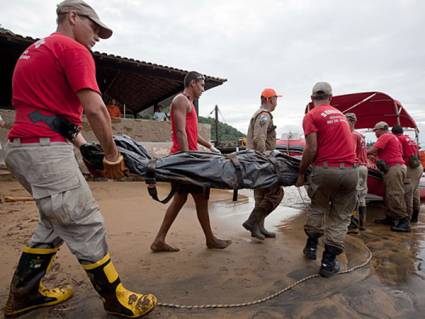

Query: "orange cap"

xmin=261 ymin=88 xmax=282 ymax=98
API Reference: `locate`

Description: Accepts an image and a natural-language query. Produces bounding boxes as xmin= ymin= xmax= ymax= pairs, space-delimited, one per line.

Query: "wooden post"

xmin=215 ymin=105 xmax=219 ymax=146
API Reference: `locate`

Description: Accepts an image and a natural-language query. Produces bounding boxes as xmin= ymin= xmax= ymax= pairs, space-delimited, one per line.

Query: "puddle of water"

xmin=211 ymin=187 xmax=425 ymax=282
xmin=358 ymin=202 xmax=425 ymax=284
xmin=209 ymin=186 xmax=306 ymax=231
xmin=412 ymin=225 xmax=425 ymax=274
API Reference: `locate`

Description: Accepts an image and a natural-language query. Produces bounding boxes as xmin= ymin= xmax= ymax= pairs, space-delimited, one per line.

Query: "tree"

xmin=198 ymin=116 xmax=245 ymax=145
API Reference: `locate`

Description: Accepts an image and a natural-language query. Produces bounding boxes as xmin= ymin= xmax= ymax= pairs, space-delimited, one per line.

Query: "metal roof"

xmin=0 ymin=29 xmax=227 ymax=114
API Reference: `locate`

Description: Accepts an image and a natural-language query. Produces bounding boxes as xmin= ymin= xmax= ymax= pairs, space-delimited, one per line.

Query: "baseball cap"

xmin=312 ymin=82 xmax=332 ymax=98
xmin=373 ymin=121 xmax=389 ymax=131
xmin=391 ymin=125 xmax=403 ymax=134
xmin=345 ymin=113 xmax=357 ymax=122
xmin=57 ymin=0 xmax=113 ymax=39
xmin=261 ymin=88 xmax=282 ymax=98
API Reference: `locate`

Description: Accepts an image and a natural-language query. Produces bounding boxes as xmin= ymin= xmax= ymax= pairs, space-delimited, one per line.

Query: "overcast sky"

xmin=1 ymin=0 xmax=425 ymax=144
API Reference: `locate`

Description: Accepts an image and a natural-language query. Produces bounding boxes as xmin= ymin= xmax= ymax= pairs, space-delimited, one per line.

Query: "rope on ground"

xmin=297 ymin=187 xmax=307 ymax=206
xmin=296 ymin=187 xmax=308 ymax=205
xmin=158 ymin=242 xmax=373 ymax=309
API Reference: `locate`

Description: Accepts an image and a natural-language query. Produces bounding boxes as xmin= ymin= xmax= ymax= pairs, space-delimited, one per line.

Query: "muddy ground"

xmin=1 ymin=179 xmax=425 ymax=319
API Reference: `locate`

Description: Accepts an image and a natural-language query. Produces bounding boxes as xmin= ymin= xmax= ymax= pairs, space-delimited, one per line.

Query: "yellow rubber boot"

xmin=4 ymin=246 xmax=73 ymax=318
xmin=83 ymin=254 xmax=157 ymax=318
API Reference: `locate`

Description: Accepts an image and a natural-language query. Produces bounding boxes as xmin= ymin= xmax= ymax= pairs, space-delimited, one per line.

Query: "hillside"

xmin=198 ymin=116 xmax=246 ymax=144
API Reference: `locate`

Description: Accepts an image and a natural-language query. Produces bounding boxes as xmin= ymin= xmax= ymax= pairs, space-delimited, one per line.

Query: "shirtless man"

xmin=150 ymin=71 xmax=232 ymax=252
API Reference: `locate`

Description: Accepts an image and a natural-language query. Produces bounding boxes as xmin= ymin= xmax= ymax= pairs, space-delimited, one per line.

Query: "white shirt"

xmin=153 ymin=111 xmax=167 ymax=121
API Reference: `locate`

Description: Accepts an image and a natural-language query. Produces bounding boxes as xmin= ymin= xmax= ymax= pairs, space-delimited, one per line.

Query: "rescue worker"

xmin=242 ymin=88 xmax=284 ymax=240
xmin=368 ymin=121 xmax=410 ymax=232
xmin=392 ymin=125 xmax=424 ymax=223
xmin=345 ymin=113 xmax=369 ymax=233
xmin=150 ymin=71 xmax=232 ymax=252
xmin=3 ymin=1 xmax=156 ymax=317
xmin=295 ymin=82 xmax=358 ymax=278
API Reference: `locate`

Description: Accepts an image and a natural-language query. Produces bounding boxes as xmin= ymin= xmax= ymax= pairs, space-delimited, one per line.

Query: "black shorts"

xmin=172 ymin=182 xmax=210 ymax=199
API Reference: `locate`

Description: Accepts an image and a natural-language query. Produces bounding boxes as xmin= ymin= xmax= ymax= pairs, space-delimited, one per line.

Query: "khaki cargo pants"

xmin=305 ymin=165 xmax=358 ymax=250
xmin=406 ymin=164 xmax=424 ymax=215
xmin=357 ymin=165 xmax=368 ymax=207
xmin=383 ymin=164 xmax=408 ymax=220
xmin=5 ymin=139 xmax=108 ymax=263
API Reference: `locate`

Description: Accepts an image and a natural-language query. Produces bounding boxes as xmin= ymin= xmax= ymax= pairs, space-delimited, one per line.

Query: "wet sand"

xmin=1 ymin=181 xmax=425 ymax=318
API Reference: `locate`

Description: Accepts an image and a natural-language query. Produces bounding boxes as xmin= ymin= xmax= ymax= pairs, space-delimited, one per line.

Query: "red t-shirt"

xmin=303 ymin=104 xmax=355 ymax=165
xmin=170 ymin=96 xmax=198 ymax=154
xmin=8 ymin=32 xmax=100 ymax=140
xmin=395 ymin=134 xmax=418 ymax=164
xmin=374 ymin=132 xmax=404 ymax=166
xmin=352 ymin=130 xmax=368 ymax=166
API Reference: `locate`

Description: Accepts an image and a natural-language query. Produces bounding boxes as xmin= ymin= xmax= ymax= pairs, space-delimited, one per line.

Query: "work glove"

xmin=102 ymin=154 xmax=128 ymax=179
xmin=209 ymin=145 xmax=221 ymax=154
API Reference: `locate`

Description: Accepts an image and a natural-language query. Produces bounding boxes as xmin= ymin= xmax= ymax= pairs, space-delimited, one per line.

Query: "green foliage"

xmin=198 ymin=116 xmax=246 ymax=143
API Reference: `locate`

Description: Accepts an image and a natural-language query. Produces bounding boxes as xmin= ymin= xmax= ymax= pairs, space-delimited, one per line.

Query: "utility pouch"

xmin=408 ymin=155 xmax=420 ymax=169
xmin=376 ymin=159 xmax=389 ymax=173
xmin=28 ymin=110 xmax=81 ymax=141
xmin=52 ymin=116 xmax=81 ymax=141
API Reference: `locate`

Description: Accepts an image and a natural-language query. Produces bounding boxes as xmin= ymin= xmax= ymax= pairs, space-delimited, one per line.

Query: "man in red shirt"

xmin=150 ymin=71 xmax=231 ymax=252
xmin=296 ymin=82 xmax=358 ymax=278
xmin=392 ymin=125 xmax=424 ymax=223
xmin=368 ymin=121 xmax=409 ymax=232
xmin=4 ymin=1 xmax=156 ymax=318
xmin=345 ymin=113 xmax=369 ymax=233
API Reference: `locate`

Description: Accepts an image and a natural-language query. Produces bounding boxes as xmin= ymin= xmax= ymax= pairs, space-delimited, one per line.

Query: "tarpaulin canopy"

xmin=305 ymin=92 xmax=417 ymax=129
xmin=330 ymin=92 xmax=417 ymax=129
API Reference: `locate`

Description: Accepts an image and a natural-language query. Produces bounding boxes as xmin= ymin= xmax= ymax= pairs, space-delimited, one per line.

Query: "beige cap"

xmin=312 ymin=82 xmax=332 ymax=98
xmin=373 ymin=121 xmax=389 ymax=131
xmin=345 ymin=112 xmax=357 ymax=122
xmin=57 ymin=0 xmax=112 ymax=39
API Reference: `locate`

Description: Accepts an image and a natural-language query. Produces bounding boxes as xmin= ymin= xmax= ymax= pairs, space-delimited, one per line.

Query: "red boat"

xmin=276 ymin=133 xmax=305 ymax=158
xmin=300 ymin=92 xmax=424 ymax=201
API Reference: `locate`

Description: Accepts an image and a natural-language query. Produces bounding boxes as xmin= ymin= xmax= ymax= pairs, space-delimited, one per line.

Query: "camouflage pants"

xmin=384 ymin=164 xmax=407 ymax=219
xmin=254 ymin=184 xmax=284 ymax=213
xmin=305 ymin=166 xmax=358 ymax=251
